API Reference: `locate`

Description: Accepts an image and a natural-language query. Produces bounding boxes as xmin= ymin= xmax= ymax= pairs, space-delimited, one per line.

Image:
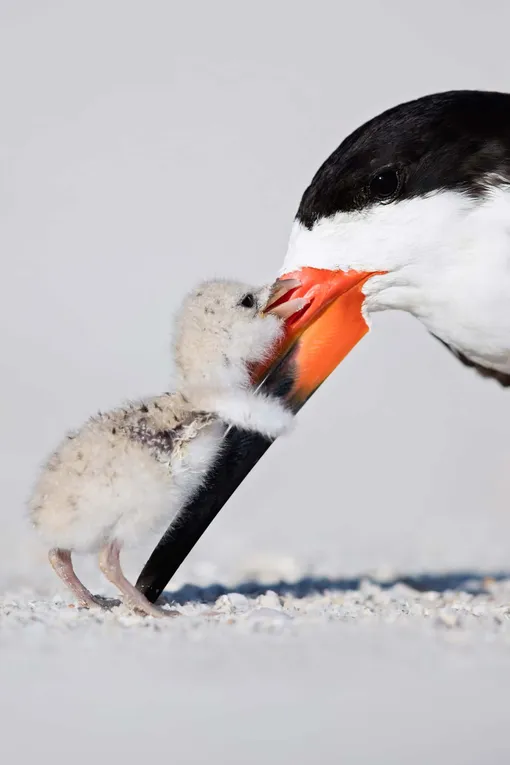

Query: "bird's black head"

xmin=297 ymin=90 xmax=510 ymax=229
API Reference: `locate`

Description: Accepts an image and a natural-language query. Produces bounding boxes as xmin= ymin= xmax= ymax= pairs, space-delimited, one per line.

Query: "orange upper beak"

xmin=256 ymin=267 xmax=382 ymax=409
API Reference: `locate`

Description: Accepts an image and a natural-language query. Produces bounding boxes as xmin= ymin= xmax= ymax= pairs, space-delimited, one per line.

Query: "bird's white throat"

xmin=282 ymin=185 xmax=510 ymax=374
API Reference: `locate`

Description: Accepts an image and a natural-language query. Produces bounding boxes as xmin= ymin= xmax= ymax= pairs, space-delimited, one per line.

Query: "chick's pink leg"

xmin=98 ymin=539 xmax=179 ymax=619
xmin=48 ymin=548 xmax=100 ymax=609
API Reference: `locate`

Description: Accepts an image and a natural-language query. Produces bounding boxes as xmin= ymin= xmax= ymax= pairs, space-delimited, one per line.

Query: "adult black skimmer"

xmin=269 ymin=89 xmax=510 ymax=404
xmin=137 ymin=90 xmax=510 ymax=602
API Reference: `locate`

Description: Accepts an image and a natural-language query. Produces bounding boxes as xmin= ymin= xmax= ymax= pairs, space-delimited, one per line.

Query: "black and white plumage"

xmin=29 ymin=280 xmax=302 ymax=617
xmin=281 ymin=90 xmax=510 ymax=384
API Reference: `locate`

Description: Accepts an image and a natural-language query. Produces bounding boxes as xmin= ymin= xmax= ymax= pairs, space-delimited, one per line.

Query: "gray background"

xmin=1 ymin=2 xmax=510 ymax=763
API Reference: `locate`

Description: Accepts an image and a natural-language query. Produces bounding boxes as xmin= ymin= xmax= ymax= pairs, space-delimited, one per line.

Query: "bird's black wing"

xmin=432 ymin=334 xmax=510 ymax=387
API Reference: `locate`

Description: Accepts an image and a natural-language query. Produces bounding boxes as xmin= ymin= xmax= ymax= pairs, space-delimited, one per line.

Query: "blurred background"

xmin=1 ymin=0 xmax=510 ymax=594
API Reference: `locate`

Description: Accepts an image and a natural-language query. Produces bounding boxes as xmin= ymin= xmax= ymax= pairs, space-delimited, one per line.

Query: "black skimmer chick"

xmin=29 ymin=280 xmax=304 ymax=617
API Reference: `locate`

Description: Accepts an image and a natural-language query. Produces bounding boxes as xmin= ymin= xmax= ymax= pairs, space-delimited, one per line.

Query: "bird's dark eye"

xmin=369 ymin=168 xmax=401 ymax=202
xmin=239 ymin=293 xmax=256 ymax=308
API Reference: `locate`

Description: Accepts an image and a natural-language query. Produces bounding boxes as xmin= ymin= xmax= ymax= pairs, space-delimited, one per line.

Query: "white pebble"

xmin=257 ymin=591 xmax=281 ymax=610
xmin=436 ymin=608 xmax=459 ymax=628
xmin=227 ymin=593 xmax=251 ymax=611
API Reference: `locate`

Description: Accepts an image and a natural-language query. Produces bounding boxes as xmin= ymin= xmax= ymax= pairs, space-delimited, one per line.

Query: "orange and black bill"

xmin=136 ymin=266 xmax=376 ymax=602
xmin=259 ymin=266 xmax=377 ymax=410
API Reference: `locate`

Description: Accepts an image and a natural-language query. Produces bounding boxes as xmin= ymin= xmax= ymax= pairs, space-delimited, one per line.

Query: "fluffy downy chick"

xmin=29 ymin=280 xmax=305 ymax=618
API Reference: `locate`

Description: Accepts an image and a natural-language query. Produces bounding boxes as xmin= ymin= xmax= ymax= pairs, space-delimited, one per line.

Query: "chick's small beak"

xmin=259 ymin=267 xmax=380 ymax=407
xmin=265 ymin=277 xmax=310 ymax=321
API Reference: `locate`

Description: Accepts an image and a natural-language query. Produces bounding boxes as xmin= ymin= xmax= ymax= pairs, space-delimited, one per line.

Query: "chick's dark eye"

xmin=239 ymin=293 xmax=256 ymax=308
xmin=369 ymin=168 xmax=400 ymax=202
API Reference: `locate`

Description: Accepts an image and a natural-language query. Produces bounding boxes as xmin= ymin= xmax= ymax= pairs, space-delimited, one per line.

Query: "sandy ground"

xmin=2 ymin=571 xmax=510 ymax=764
